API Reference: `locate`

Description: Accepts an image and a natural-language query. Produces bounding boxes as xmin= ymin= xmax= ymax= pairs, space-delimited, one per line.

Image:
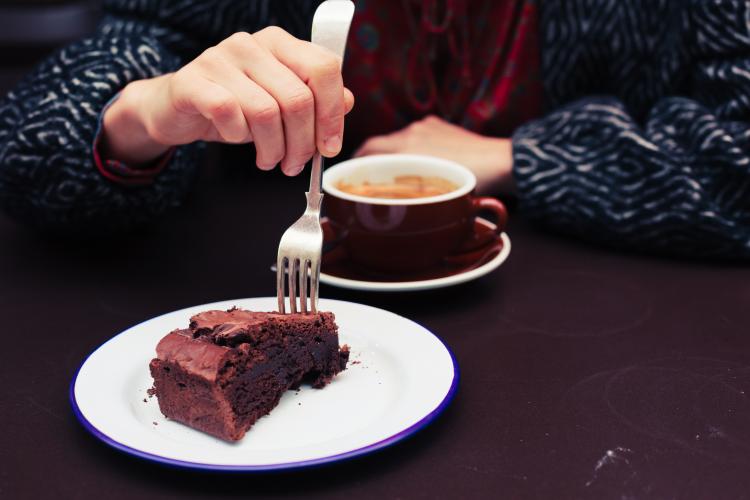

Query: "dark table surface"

xmin=2 ymin=148 xmax=750 ymax=500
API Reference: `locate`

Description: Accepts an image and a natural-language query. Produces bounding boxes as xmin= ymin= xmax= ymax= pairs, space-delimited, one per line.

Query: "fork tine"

xmin=277 ymin=256 xmax=287 ymax=314
xmin=300 ymin=259 xmax=309 ymax=314
xmin=310 ymin=258 xmax=321 ymax=314
xmin=289 ymin=258 xmax=299 ymax=314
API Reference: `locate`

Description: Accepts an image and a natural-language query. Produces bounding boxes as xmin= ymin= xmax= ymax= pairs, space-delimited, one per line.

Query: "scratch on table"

xmin=459 ymin=465 xmax=528 ymax=481
xmin=459 ymin=464 xmax=488 ymax=475
xmin=25 ymin=395 xmax=64 ymax=421
xmin=706 ymin=425 xmax=726 ymax=439
xmin=585 ymin=446 xmax=634 ymax=487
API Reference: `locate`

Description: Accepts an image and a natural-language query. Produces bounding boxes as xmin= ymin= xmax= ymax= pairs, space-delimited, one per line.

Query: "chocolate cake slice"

xmin=149 ymin=308 xmax=349 ymax=442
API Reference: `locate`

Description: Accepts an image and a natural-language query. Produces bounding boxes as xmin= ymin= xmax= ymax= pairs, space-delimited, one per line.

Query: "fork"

xmin=276 ymin=0 xmax=355 ymax=314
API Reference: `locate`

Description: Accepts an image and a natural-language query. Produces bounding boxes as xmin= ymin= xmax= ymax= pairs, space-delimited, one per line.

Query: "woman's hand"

xmin=355 ymin=116 xmax=515 ymax=194
xmin=102 ymin=27 xmax=354 ymax=175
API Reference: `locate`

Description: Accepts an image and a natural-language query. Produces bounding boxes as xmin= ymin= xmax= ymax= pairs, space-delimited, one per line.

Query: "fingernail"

xmin=324 ymin=135 xmax=342 ymax=155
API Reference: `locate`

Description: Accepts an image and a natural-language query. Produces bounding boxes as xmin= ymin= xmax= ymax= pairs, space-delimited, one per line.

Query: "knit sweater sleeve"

xmin=512 ymin=1 xmax=750 ymax=259
xmin=0 ymin=0 xmax=317 ymax=234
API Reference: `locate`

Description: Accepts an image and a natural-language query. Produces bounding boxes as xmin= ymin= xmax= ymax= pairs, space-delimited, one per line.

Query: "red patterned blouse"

xmin=342 ymin=0 xmax=544 ymax=148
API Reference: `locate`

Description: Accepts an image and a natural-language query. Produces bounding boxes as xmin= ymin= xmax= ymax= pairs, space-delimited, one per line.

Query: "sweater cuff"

xmin=92 ymin=93 xmax=174 ymax=186
xmin=510 ymin=121 xmax=551 ymax=216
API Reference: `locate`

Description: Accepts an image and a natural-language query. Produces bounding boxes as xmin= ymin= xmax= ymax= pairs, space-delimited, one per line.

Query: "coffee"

xmin=336 ymin=175 xmax=458 ymax=199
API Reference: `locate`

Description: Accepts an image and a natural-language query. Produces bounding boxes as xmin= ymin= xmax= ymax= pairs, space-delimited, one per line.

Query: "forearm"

xmin=512 ymin=97 xmax=750 ymax=259
xmin=0 ymin=19 xmax=196 ymax=233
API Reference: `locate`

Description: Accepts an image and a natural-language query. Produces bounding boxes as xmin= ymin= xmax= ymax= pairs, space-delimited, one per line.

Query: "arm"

xmin=512 ymin=3 xmax=750 ymax=259
xmin=0 ymin=0 xmax=333 ymax=234
xmin=0 ymin=8 xmax=197 ymax=234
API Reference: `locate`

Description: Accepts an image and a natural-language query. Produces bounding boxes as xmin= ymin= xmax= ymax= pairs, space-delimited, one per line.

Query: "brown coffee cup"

xmin=322 ymin=154 xmax=508 ymax=273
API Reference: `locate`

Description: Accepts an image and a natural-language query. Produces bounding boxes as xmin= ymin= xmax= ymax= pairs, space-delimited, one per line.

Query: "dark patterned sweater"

xmin=1 ymin=0 xmax=749 ymax=258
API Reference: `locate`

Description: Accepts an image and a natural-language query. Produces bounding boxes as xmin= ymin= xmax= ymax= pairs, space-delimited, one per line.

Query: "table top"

xmin=2 ymin=148 xmax=750 ymax=499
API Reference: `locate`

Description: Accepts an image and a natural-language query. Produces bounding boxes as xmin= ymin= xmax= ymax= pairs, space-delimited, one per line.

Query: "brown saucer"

xmin=321 ymin=217 xmax=505 ymax=283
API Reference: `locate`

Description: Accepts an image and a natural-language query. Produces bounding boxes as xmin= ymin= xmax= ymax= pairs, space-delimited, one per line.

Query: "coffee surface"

xmin=336 ymin=175 xmax=458 ymax=199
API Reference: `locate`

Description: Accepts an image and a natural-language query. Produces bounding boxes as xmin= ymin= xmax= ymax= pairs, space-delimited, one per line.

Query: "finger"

xmin=255 ymin=28 xmax=347 ymax=158
xmin=202 ymin=128 xmax=238 ymax=143
xmin=220 ymin=32 xmax=315 ymax=175
xmin=244 ymin=82 xmax=285 ymax=170
xmin=171 ymin=69 xmax=249 ymax=144
xmin=202 ymin=56 xmax=285 ymax=169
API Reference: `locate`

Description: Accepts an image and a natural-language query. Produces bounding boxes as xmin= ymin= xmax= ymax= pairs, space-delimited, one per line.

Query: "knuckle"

xmin=312 ymin=54 xmax=341 ymax=78
xmin=167 ymin=73 xmax=193 ymax=112
xmin=209 ymin=97 xmax=236 ymax=119
xmin=251 ymin=101 xmax=281 ymax=124
xmin=195 ymin=47 xmax=225 ymax=70
xmin=282 ymin=87 xmax=314 ymax=115
xmin=199 ymin=46 xmax=221 ymax=61
xmin=256 ymin=25 xmax=284 ymax=40
xmin=221 ymin=32 xmax=257 ymax=54
xmin=258 ymin=25 xmax=286 ymax=36
xmin=226 ymin=31 xmax=253 ymax=45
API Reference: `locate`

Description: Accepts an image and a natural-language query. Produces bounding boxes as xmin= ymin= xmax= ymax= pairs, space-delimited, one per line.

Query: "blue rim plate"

xmin=70 ymin=298 xmax=459 ymax=471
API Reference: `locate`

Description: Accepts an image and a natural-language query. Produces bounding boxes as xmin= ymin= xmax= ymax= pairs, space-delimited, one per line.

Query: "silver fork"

xmin=276 ymin=0 xmax=354 ymax=314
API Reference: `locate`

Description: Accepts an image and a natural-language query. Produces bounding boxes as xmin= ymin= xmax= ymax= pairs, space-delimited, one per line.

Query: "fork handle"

xmin=309 ymin=151 xmax=323 ymax=196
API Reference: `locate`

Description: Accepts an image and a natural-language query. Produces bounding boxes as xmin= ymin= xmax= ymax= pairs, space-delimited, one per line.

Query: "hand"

xmin=354 ymin=116 xmax=515 ymax=194
xmin=102 ymin=28 xmax=355 ymax=175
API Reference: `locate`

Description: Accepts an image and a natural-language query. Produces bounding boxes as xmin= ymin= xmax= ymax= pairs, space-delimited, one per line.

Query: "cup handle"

xmin=471 ymin=197 xmax=508 ymax=234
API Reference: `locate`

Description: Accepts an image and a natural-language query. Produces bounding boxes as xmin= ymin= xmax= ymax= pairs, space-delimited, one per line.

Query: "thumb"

xmin=344 ymin=87 xmax=355 ymax=114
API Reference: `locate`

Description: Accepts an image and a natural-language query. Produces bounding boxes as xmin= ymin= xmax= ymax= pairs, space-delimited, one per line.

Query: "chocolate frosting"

xmin=155 ymin=329 xmax=230 ymax=382
xmin=155 ymin=309 xmax=338 ymax=381
xmin=189 ymin=309 xmax=335 ymax=345
xmin=190 ymin=309 xmax=273 ymax=341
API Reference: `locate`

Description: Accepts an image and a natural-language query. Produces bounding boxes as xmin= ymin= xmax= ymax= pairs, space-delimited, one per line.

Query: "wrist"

xmin=492 ymin=137 xmax=516 ymax=196
xmin=101 ymin=78 xmax=171 ymax=166
xmin=475 ymin=136 xmax=516 ymax=195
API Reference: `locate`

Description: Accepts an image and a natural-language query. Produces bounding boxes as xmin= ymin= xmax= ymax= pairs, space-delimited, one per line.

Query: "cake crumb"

xmin=147 ymin=387 xmax=156 ymax=397
xmin=152 ymin=421 xmax=158 ymax=426
xmin=142 ymin=398 xmax=147 ymax=403
xmin=351 ymin=360 xmax=361 ymax=365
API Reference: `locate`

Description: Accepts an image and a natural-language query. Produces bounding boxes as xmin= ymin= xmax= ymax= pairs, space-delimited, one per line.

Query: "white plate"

xmin=70 ymin=297 xmax=458 ymax=471
xmin=320 ymin=231 xmax=511 ymax=292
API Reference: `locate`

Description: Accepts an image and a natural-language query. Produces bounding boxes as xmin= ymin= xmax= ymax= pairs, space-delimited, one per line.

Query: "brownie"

xmin=149 ymin=308 xmax=349 ymax=442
